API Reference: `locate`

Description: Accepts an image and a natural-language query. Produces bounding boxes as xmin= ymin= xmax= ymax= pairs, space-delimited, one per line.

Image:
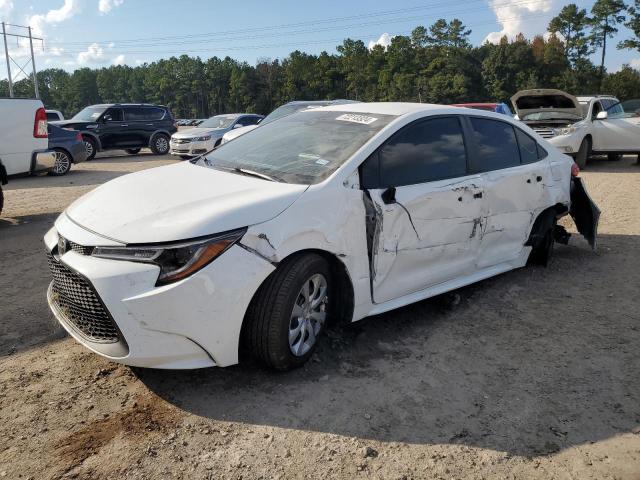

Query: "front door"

xmin=593 ymin=100 xmax=640 ymax=151
xmin=361 ymin=115 xmax=484 ymax=304
xmin=98 ymin=108 xmax=125 ymax=149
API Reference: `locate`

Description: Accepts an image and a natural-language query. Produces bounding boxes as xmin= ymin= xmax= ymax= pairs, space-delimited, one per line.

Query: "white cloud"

xmin=484 ymin=0 xmax=558 ymax=43
xmin=0 ymin=0 xmax=14 ymax=20
xmin=107 ymin=42 xmax=115 ymax=48
xmin=112 ymin=54 xmax=125 ymax=65
xmin=28 ymin=0 xmax=78 ymax=37
xmin=135 ymin=59 xmax=144 ymax=65
xmin=98 ymin=0 xmax=124 ymax=14
xmin=631 ymin=59 xmax=640 ymax=71
xmin=368 ymin=33 xmax=393 ymax=50
xmin=49 ymin=46 xmax=65 ymax=56
xmin=77 ymin=42 xmax=104 ymax=64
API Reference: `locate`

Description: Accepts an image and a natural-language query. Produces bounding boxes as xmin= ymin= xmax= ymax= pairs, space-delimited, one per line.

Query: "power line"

xmin=45 ymin=0 xmax=548 ymax=48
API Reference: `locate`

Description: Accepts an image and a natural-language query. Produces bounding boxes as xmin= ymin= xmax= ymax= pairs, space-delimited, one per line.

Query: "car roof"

xmin=313 ymin=102 xmax=470 ymax=116
xmin=90 ymin=103 xmax=168 ymax=108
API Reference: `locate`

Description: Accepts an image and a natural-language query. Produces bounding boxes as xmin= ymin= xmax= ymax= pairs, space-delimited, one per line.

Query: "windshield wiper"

xmin=233 ymin=167 xmax=282 ymax=183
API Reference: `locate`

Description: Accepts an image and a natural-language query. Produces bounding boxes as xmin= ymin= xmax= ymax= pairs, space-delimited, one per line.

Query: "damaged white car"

xmin=512 ymin=89 xmax=640 ymax=168
xmin=44 ymin=103 xmax=600 ymax=370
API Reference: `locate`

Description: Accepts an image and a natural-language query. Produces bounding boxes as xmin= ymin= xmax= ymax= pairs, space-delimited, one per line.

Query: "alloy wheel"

xmin=53 ymin=151 xmax=71 ymax=175
xmin=84 ymin=140 xmax=94 ymax=157
xmin=288 ymin=273 xmax=328 ymax=357
xmin=156 ymin=136 xmax=169 ymax=153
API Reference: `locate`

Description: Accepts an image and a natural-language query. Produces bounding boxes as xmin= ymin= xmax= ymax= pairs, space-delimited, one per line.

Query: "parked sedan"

xmin=47 ymin=124 xmax=88 ymax=176
xmin=44 ymin=103 xmax=599 ymax=371
xmin=170 ymin=113 xmax=263 ymax=158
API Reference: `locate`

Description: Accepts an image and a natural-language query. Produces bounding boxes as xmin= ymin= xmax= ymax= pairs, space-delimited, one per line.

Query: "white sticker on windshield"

xmin=315 ymin=159 xmax=329 ymax=166
xmin=336 ymin=113 xmax=378 ymax=125
xmin=90 ymin=112 xmax=100 ymax=118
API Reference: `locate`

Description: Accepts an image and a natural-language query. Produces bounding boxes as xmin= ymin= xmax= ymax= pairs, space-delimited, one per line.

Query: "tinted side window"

xmin=379 ymin=117 xmax=467 ymax=187
xmin=124 ymin=107 xmax=146 ymax=121
xmin=515 ymin=128 xmax=539 ymax=164
xmin=103 ymin=108 xmax=123 ymax=122
xmin=144 ymin=107 xmax=166 ymax=121
xmin=46 ymin=112 xmax=60 ymax=121
xmin=469 ymin=118 xmax=520 ymax=172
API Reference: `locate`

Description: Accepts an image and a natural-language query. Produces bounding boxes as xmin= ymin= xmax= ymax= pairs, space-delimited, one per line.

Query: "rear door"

xmin=362 ymin=115 xmax=485 ymax=304
xmin=467 ymin=116 xmax=550 ymax=268
xmin=123 ymin=107 xmax=149 ymax=147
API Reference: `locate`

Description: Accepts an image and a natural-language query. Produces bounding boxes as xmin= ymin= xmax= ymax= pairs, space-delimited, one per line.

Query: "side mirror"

xmin=596 ymin=111 xmax=608 ymax=120
xmin=233 ymin=124 xmax=243 ymax=129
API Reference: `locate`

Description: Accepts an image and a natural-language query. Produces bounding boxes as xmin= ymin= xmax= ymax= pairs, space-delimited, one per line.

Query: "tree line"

xmin=1 ymin=0 xmax=639 ymax=119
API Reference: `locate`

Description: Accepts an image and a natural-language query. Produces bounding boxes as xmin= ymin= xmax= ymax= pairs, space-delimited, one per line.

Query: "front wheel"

xmin=82 ymin=136 xmax=97 ymax=161
xmin=150 ymin=134 xmax=170 ymax=155
xmin=49 ymin=149 xmax=72 ymax=176
xmin=243 ymin=254 xmax=331 ymax=370
xmin=574 ymin=138 xmax=590 ymax=169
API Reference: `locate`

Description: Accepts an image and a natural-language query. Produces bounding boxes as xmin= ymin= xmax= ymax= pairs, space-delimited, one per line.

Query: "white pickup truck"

xmin=512 ymin=89 xmax=640 ymax=168
xmin=0 ymin=98 xmax=56 ymax=214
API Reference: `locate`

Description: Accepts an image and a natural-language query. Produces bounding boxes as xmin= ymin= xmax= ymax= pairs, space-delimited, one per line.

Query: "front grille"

xmin=533 ymin=128 xmax=556 ymax=139
xmin=46 ymin=251 xmax=120 ymax=343
xmin=172 ymin=138 xmax=191 ymax=144
xmin=65 ymin=237 xmax=94 ymax=256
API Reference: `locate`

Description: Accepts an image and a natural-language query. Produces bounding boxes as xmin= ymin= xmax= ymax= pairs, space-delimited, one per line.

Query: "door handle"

xmin=473 ymin=192 xmax=483 ymax=199
xmin=121 ymin=124 xmax=129 ymax=127
xmin=146 ymin=123 xmax=154 ymax=126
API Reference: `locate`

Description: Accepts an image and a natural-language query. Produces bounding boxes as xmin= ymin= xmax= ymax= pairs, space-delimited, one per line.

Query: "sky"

xmin=0 ymin=0 xmax=638 ymax=82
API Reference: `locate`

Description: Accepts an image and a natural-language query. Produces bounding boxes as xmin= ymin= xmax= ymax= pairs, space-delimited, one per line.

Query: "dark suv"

xmin=53 ymin=103 xmax=177 ymax=160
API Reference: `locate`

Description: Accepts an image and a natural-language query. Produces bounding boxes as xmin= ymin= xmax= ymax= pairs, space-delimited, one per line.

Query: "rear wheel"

xmin=49 ymin=149 xmax=72 ymax=176
xmin=125 ymin=148 xmax=141 ymax=155
xmin=607 ymin=153 xmax=623 ymax=161
xmin=574 ymin=137 xmax=591 ymax=169
xmin=82 ymin=136 xmax=97 ymax=161
xmin=150 ymin=134 xmax=170 ymax=155
xmin=0 ymin=185 xmax=3 ymax=216
xmin=243 ymin=253 xmax=331 ymax=370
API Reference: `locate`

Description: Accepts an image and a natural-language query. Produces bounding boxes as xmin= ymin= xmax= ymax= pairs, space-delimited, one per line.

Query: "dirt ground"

xmin=0 ymin=152 xmax=639 ymax=480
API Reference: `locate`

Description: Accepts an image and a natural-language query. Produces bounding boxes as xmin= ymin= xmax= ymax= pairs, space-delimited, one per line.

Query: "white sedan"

xmin=44 ymin=103 xmax=599 ymax=370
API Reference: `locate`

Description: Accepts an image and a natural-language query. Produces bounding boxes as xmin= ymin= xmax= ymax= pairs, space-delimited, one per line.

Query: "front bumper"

xmin=44 ymin=215 xmax=275 ymax=369
xmin=547 ymin=134 xmax=584 ymax=155
xmin=169 ymin=138 xmax=215 ymax=157
xmin=31 ymin=150 xmax=57 ymax=173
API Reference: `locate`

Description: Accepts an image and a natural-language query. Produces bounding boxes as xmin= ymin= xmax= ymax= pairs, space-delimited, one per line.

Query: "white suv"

xmin=512 ymin=89 xmax=640 ymax=168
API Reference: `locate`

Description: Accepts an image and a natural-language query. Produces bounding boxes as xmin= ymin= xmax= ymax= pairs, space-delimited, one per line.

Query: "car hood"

xmin=50 ymin=120 xmax=91 ymax=129
xmin=223 ymin=125 xmax=258 ymax=141
xmin=173 ymin=127 xmax=225 ymax=139
xmin=65 ymin=162 xmax=308 ymax=244
xmin=511 ymin=89 xmax=583 ymax=119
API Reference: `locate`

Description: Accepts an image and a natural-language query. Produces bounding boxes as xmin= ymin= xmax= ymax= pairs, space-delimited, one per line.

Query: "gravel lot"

xmin=1 ymin=152 xmax=639 ymax=480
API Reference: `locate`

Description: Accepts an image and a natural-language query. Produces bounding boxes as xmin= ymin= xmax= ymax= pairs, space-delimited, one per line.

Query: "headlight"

xmin=553 ymin=125 xmax=578 ymax=136
xmin=92 ymin=228 xmax=246 ymax=286
xmin=193 ymin=135 xmax=211 ymax=142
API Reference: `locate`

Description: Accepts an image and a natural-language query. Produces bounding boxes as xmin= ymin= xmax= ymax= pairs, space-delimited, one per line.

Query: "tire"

xmin=150 ymin=134 xmax=170 ymax=155
xmin=574 ymin=137 xmax=590 ymax=169
xmin=48 ymin=149 xmax=72 ymax=176
xmin=607 ymin=153 xmax=623 ymax=161
xmin=125 ymin=148 xmax=142 ymax=155
xmin=529 ymin=221 xmax=555 ymax=267
xmin=244 ymin=253 xmax=331 ymax=370
xmin=180 ymin=155 xmax=192 ymax=160
xmin=82 ymin=136 xmax=97 ymax=161
xmin=0 ymin=185 xmax=3 ymax=216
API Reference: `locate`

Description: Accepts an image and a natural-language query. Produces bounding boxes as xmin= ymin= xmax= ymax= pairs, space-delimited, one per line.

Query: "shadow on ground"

xmin=133 ymin=233 xmax=640 ymax=457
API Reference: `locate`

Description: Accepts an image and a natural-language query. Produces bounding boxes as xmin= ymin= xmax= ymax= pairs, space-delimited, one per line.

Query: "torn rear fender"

xmin=570 ymin=177 xmax=600 ymax=250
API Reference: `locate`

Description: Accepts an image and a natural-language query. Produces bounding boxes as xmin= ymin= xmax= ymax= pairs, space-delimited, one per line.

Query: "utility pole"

xmin=1 ymin=22 xmax=43 ymax=98
xmin=28 ymin=27 xmax=38 ymax=98
xmin=2 ymin=22 xmax=12 ymax=97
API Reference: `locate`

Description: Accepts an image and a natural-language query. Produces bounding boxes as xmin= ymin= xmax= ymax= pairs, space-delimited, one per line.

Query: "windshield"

xmin=579 ymin=101 xmax=589 ymax=117
xmin=198 ymin=115 xmax=237 ymax=129
xmin=197 ymin=111 xmax=395 ymax=184
xmin=72 ymin=106 xmax=106 ymax=122
xmin=262 ymin=103 xmax=328 ymax=125
xmin=522 ymin=111 xmax=583 ymax=121
xmin=606 ymin=100 xmax=640 ymax=118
